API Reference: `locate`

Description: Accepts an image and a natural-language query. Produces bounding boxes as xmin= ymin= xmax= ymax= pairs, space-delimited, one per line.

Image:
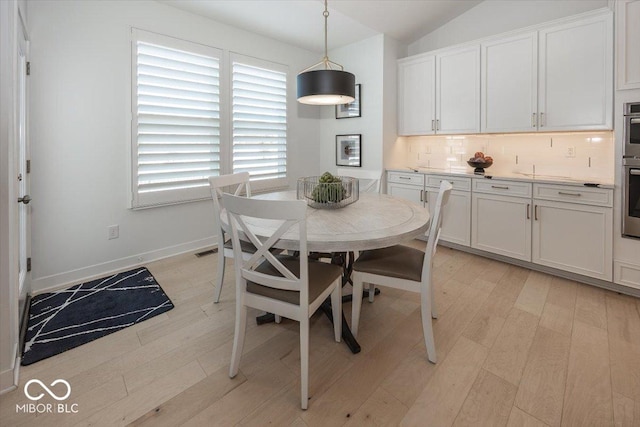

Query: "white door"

xmin=436 ymin=45 xmax=480 ymax=134
xmin=481 ymin=32 xmax=538 ymax=132
xmin=532 ymin=200 xmax=612 ymax=280
xmin=397 ymin=55 xmax=435 ymax=135
xmin=538 ymin=13 xmax=613 ymax=130
xmin=17 ymin=16 xmax=30 ymax=321
xmin=472 ymin=193 xmax=532 ymax=261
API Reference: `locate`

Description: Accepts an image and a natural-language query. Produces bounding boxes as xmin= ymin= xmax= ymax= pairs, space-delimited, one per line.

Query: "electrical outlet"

xmin=108 ymin=225 xmax=119 ymax=240
xmin=566 ymin=147 xmax=576 ymax=158
xmin=424 ymin=145 xmax=431 ymax=154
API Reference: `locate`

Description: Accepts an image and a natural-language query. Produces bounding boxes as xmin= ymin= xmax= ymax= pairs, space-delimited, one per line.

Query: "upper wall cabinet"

xmin=400 ymin=9 xmax=613 ymax=136
xmin=538 ymin=13 xmax=613 ymax=131
xmin=398 ymin=56 xmax=436 ymax=135
xmin=398 ymin=46 xmax=480 ymax=136
xmin=481 ymin=32 xmax=538 ymax=133
xmin=436 ymin=46 xmax=481 ymax=134
xmin=616 ymin=0 xmax=640 ymax=90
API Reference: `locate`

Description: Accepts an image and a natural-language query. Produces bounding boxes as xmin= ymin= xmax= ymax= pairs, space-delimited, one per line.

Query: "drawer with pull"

xmin=387 ymin=171 xmax=424 ymax=186
xmin=533 ymin=184 xmax=613 ymax=207
xmin=472 ymin=178 xmax=532 ymax=197
xmin=425 ymin=174 xmax=471 ymax=191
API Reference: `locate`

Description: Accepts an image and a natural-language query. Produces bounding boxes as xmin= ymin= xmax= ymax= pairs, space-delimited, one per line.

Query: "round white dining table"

xmin=241 ymin=190 xmax=431 ymax=252
xmin=223 ymin=190 xmax=431 ymax=354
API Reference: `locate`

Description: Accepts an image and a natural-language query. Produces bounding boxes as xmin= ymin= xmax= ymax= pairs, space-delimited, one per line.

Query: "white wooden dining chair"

xmin=209 ymin=172 xmax=254 ymax=303
xmin=336 ymin=168 xmax=382 ymax=193
xmin=350 ymin=180 xmax=453 ymax=363
xmin=223 ymin=194 xmax=343 ymax=410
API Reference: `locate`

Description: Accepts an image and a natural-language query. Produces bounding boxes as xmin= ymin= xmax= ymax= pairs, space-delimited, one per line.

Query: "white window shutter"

xmin=232 ymin=56 xmax=288 ymax=191
xmin=132 ymin=30 xmax=222 ymax=208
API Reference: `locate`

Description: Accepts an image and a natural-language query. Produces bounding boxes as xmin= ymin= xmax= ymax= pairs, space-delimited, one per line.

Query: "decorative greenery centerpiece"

xmin=297 ymin=172 xmax=359 ymax=209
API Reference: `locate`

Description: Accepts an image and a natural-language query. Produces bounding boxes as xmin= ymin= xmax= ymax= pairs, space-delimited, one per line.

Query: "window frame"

xmin=230 ymin=53 xmax=289 ymax=193
xmin=130 ymin=28 xmax=223 ymax=209
xmin=130 ymin=31 xmax=290 ymax=209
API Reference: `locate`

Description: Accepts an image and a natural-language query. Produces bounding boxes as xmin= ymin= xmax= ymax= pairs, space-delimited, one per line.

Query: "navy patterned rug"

xmin=22 ymin=267 xmax=174 ymax=366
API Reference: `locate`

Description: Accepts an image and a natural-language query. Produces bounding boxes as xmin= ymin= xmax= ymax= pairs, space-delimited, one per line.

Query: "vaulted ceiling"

xmin=159 ymin=0 xmax=483 ymax=53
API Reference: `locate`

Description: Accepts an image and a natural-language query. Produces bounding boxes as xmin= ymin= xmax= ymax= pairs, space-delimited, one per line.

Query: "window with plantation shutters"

xmin=132 ymin=29 xmax=222 ymax=208
xmin=232 ymin=55 xmax=288 ymax=192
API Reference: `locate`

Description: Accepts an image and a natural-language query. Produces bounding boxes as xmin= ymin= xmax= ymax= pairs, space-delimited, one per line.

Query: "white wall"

xmin=408 ymin=0 xmax=608 ymax=55
xmin=382 ymin=35 xmax=408 ymax=173
xmin=319 ymin=34 xmax=385 ymax=173
xmin=27 ymin=0 xmax=321 ymax=292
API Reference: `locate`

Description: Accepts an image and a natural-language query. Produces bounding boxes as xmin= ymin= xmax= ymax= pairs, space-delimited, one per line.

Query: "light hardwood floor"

xmin=1 ymin=243 xmax=639 ymax=426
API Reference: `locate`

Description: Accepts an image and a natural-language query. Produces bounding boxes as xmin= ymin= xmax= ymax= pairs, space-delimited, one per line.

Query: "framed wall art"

xmin=335 ymin=84 xmax=361 ymax=119
xmin=335 ymin=134 xmax=361 ymax=167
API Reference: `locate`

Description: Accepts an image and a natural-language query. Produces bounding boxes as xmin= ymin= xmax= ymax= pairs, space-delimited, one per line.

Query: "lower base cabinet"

xmin=471 ymin=193 xmax=532 ymax=261
xmin=387 ymin=182 xmax=424 ymax=206
xmin=532 ymin=199 xmax=613 ymax=281
xmin=428 ymin=190 xmax=471 ymax=246
xmin=386 ymin=171 xmax=614 ymax=283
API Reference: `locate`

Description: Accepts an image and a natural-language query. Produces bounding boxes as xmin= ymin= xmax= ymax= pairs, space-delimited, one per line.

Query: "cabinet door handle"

xmin=558 ymin=191 xmax=581 ymax=197
xmin=420 ymin=190 xmax=424 ymax=202
xmin=532 ymin=113 xmax=537 ymax=128
xmin=526 ymin=203 xmax=530 ymax=220
xmin=491 ymin=185 xmax=509 ymax=190
xmin=436 ymin=119 xmax=440 ymax=130
xmin=540 ymin=112 xmax=545 ymax=127
xmin=534 ymin=205 xmax=538 ymax=221
xmin=431 ymin=120 xmax=435 ymax=131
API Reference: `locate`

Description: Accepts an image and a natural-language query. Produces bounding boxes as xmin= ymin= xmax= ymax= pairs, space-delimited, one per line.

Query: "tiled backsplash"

xmin=402 ymin=131 xmax=614 ymax=182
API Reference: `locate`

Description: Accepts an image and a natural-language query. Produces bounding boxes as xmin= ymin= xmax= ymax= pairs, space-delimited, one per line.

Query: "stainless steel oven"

xmin=624 ymin=102 xmax=640 ymax=161
xmin=623 ymin=102 xmax=640 ymax=238
xmin=623 ymin=166 xmax=640 ymax=238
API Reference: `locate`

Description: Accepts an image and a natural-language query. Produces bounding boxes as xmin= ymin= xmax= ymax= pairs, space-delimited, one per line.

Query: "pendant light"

xmin=297 ymin=0 xmax=355 ymax=105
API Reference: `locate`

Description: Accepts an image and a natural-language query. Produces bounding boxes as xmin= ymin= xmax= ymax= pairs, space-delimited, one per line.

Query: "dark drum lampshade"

xmin=297 ymin=69 xmax=355 ymax=105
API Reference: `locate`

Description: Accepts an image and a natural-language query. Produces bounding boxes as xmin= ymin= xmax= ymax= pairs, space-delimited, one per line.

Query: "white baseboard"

xmin=0 ymin=345 xmax=18 ymax=395
xmin=614 ymin=260 xmax=640 ymax=290
xmin=30 ymin=236 xmax=217 ymax=295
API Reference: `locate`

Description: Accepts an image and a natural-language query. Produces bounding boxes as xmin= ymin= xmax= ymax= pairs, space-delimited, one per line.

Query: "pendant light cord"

xmin=300 ymin=0 xmax=344 ymax=73
xmin=323 ymin=0 xmax=329 ymax=66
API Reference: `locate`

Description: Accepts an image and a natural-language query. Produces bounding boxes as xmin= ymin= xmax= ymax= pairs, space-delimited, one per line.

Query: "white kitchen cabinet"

xmin=436 ymin=45 xmax=481 ymax=134
xmin=397 ymin=46 xmax=479 ymax=135
xmin=397 ymin=56 xmax=435 ymax=135
xmin=387 ymin=182 xmax=424 ymax=206
xmin=427 ymin=190 xmax=471 ymax=246
xmin=616 ymin=0 xmax=640 ymax=90
xmin=538 ymin=13 xmax=613 ymax=131
xmin=425 ymin=174 xmax=471 ymax=246
xmin=481 ymin=32 xmax=538 ymax=133
xmin=471 ymin=179 xmax=532 ymax=261
xmin=481 ymin=11 xmax=612 ymax=133
xmin=386 ymin=171 xmax=425 ymax=206
xmin=532 ymin=184 xmax=613 ymax=281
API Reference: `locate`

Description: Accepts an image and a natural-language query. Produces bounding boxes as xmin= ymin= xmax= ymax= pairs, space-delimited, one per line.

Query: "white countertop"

xmin=387 ymin=167 xmax=614 ymax=189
